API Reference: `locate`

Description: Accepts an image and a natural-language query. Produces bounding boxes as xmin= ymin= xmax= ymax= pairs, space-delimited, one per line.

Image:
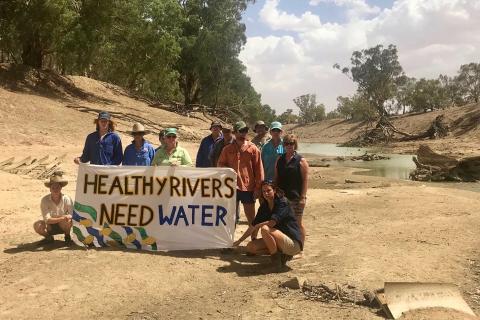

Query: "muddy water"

xmin=298 ymin=143 xmax=416 ymax=180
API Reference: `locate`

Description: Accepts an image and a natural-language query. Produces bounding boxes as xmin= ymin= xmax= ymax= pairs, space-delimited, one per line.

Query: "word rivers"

xmin=83 ymin=174 xmax=235 ymax=198
xmin=99 ymin=203 xmax=228 ymax=227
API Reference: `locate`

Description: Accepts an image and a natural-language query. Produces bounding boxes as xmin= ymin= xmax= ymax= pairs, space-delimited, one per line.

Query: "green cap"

xmin=234 ymin=121 xmax=248 ymax=132
xmin=270 ymin=121 xmax=282 ymax=130
xmin=164 ymin=128 xmax=177 ymax=136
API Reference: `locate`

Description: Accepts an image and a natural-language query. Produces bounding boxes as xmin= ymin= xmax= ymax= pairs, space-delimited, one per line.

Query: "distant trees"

xmin=457 ymin=63 xmax=480 ymax=104
xmin=334 ymin=44 xmax=405 ymax=117
xmin=293 ymin=94 xmax=326 ymax=124
xmin=277 ymin=108 xmax=299 ymax=124
xmin=0 ymin=0 xmax=271 ymax=124
xmin=330 ymin=44 xmax=479 ymax=122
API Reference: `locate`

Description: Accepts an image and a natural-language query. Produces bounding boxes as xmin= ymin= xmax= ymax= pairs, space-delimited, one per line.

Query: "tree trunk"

xmin=21 ymin=33 xmax=43 ymax=68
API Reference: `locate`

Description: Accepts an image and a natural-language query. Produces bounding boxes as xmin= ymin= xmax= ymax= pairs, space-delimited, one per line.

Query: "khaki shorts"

xmin=278 ymin=234 xmax=301 ymax=256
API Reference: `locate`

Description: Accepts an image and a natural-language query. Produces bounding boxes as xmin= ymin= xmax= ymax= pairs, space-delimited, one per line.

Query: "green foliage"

xmin=408 ymin=78 xmax=447 ymax=113
xmin=0 ymin=0 xmax=76 ymax=68
xmin=335 ymin=44 xmax=405 ymax=116
xmin=0 ymin=0 xmax=266 ymax=124
xmin=277 ymin=109 xmax=299 ymax=124
xmin=456 ymin=63 xmax=480 ymax=103
xmin=293 ymin=94 xmax=326 ymax=124
xmin=326 ymin=110 xmax=341 ymax=119
xmin=336 ymin=95 xmax=376 ymax=121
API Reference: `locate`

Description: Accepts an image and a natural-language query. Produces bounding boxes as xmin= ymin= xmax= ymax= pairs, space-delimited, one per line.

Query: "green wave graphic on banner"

xmin=74 ymin=201 xmax=97 ymax=221
xmin=135 ymin=227 xmax=158 ymax=250
xmin=101 ymin=223 xmax=125 ymax=247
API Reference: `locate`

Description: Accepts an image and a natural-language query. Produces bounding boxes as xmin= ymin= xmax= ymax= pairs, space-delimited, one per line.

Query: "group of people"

xmin=35 ymin=111 xmax=309 ymax=271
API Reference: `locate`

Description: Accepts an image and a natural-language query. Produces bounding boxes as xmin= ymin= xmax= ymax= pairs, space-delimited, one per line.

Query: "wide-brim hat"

xmin=221 ymin=124 xmax=233 ymax=132
xmin=210 ymin=121 xmax=222 ymax=130
xmin=253 ymin=120 xmax=268 ymax=133
xmin=45 ymin=173 xmax=68 ymax=188
xmin=126 ymin=122 xmax=151 ymax=135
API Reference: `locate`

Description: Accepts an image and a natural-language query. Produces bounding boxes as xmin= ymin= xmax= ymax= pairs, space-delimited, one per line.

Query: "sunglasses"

xmin=270 ymin=129 xmax=281 ymax=133
xmin=166 ymin=135 xmax=177 ymax=139
xmin=238 ymin=128 xmax=249 ymax=134
xmin=283 ymin=142 xmax=295 ymax=146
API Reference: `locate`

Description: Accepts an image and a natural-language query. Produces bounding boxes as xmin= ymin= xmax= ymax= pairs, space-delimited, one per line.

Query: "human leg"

xmin=290 ymin=200 xmax=305 ymax=246
xmin=245 ymin=239 xmax=269 ymax=255
xmin=237 ymin=191 xmax=255 ymax=225
xmin=34 ymin=220 xmax=49 ymax=237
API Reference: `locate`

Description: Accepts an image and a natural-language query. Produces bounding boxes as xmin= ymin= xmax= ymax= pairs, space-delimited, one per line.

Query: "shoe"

xmin=281 ymin=253 xmax=293 ymax=266
xmin=37 ymin=236 xmax=54 ymax=245
xmin=269 ymin=252 xmax=283 ymax=272
xmin=64 ymin=234 xmax=73 ymax=245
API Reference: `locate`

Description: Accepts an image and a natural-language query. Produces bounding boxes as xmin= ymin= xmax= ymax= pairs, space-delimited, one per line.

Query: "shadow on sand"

xmin=3 ymin=241 xmax=292 ymax=276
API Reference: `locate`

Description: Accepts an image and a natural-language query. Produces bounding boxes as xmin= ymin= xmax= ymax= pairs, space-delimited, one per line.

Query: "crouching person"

xmin=33 ymin=173 xmax=73 ymax=244
xmin=233 ymin=180 xmax=303 ymax=271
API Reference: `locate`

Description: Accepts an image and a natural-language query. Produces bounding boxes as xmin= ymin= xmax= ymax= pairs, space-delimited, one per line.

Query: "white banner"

xmin=72 ymin=164 xmax=237 ymax=251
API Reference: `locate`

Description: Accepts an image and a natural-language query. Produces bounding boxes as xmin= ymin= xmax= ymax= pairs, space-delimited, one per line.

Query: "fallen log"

xmin=410 ymin=145 xmax=480 ymax=182
xmin=343 ymin=115 xmax=450 ymax=147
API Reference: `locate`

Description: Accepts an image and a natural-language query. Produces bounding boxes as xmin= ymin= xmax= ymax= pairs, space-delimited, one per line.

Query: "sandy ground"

xmin=1 ymin=68 xmax=479 ymax=319
xmin=1 ymin=144 xmax=479 ymax=319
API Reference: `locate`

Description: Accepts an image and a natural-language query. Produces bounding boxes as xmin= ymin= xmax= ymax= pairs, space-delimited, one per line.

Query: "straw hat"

xmin=127 ymin=122 xmax=151 ymax=136
xmin=44 ymin=173 xmax=68 ymax=188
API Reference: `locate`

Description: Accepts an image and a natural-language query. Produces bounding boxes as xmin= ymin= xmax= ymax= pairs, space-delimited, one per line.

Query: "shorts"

xmin=289 ymin=199 xmax=304 ymax=218
xmin=236 ymin=190 xmax=255 ymax=204
xmin=278 ymin=234 xmax=302 ymax=256
xmin=47 ymin=223 xmax=64 ymax=235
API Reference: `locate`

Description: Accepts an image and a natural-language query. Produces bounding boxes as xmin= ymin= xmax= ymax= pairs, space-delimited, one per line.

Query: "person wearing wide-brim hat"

xmin=122 ymin=122 xmax=156 ymax=166
xmin=196 ymin=120 xmax=223 ymax=168
xmin=74 ymin=111 xmax=123 ymax=165
xmin=33 ymin=172 xmax=74 ymax=245
xmin=252 ymin=120 xmax=271 ymax=150
xmin=151 ymin=128 xmax=192 ymax=166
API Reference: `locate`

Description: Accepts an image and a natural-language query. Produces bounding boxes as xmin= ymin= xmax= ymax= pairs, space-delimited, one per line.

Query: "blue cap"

xmin=98 ymin=111 xmax=111 ymax=120
xmin=270 ymin=121 xmax=282 ymax=130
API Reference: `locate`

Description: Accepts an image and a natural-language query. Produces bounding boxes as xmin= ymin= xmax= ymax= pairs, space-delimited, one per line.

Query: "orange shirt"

xmin=217 ymin=141 xmax=264 ymax=192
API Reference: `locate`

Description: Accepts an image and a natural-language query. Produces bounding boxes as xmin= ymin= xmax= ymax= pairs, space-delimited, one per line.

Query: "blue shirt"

xmin=196 ymin=134 xmax=222 ymax=168
xmin=261 ymin=139 xmax=284 ymax=181
xmin=80 ymin=131 xmax=123 ymax=165
xmin=122 ymin=140 xmax=155 ymax=166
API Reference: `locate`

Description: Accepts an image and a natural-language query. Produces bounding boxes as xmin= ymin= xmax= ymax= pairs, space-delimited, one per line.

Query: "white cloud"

xmin=240 ymin=0 xmax=480 ymax=114
xmin=309 ymin=0 xmax=381 ymax=19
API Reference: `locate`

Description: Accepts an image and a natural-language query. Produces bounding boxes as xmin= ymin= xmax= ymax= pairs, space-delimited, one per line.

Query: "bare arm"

xmin=233 ymin=220 xmax=277 ymax=246
xmin=299 ymin=158 xmax=309 ymax=206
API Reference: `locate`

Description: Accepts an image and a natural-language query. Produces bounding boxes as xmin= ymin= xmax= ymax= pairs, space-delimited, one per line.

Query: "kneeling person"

xmin=34 ymin=173 xmax=73 ymax=244
xmin=233 ymin=180 xmax=303 ymax=270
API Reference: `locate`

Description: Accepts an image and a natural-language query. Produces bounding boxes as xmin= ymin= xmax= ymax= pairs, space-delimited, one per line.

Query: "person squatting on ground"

xmin=152 ymin=128 xmax=192 ymax=166
xmin=122 ymin=122 xmax=155 ymax=166
xmin=261 ymin=121 xmax=284 ymax=181
xmin=275 ymin=133 xmax=309 ymax=247
xmin=74 ymin=111 xmax=123 ymax=165
xmin=233 ymin=180 xmax=303 ymax=271
xmin=196 ymin=121 xmax=223 ymax=168
xmin=34 ymin=173 xmax=73 ymax=244
xmin=217 ymin=121 xmax=264 ymax=225
xmin=251 ymin=120 xmax=271 ymax=150
xmin=209 ymin=124 xmax=235 ymax=167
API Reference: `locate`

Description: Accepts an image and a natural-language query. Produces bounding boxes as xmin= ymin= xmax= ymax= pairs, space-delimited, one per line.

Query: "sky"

xmin=239 ymin=0 xmax=480 ymax=114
